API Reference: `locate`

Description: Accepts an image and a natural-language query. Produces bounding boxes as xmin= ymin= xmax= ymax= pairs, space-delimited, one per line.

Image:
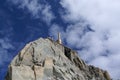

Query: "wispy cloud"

xmin=8 ymin=0 xmax=55 ymax=25
xmin=0 ymin=9 xmax=18 ymax=67
xmin=49 ymin=24 xmax=65 ymax=40
xmin=50 ymin=0 xmax=120 ymax=79
xmin=0 ymin=37 xmax=14 ymax=65
xmin=0 ymin=26 xmax=15 ymax=66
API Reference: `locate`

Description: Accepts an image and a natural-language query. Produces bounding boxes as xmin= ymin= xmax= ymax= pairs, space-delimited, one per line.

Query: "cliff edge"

xmin=5 ymin=38 xmax=111 ymax=80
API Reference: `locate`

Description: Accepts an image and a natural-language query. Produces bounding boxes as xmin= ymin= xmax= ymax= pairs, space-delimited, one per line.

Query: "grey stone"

xmin=5 ymin=38 xmax=111 ymax=80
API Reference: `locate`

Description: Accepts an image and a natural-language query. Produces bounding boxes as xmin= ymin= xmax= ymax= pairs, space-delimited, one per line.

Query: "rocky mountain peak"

xmin=5 ymin=38 xmax=111 ymax=80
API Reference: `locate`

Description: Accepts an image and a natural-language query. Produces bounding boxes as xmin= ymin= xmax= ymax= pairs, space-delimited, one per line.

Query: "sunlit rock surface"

xmin=5 ymin=38 xmax=111 ymax=80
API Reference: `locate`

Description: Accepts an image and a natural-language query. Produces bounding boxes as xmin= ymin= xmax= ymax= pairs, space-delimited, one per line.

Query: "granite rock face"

xmin=5 ymin=38 xmax=111 ymax=80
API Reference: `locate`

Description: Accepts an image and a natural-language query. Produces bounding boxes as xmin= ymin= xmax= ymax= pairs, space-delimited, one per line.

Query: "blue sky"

xmin=0 ymin=0 xmax=120 ymax=79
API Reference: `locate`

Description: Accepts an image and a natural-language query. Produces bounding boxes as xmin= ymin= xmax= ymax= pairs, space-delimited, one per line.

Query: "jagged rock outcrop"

xmin=5 ymin=38 xmax=111 ymax=80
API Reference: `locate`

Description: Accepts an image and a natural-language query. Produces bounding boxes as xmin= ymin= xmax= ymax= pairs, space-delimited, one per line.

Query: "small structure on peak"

xmin=56 ymin=32 xmax=62 ymax=44
xmin=5 ymin=37 xmax=111 ymax=80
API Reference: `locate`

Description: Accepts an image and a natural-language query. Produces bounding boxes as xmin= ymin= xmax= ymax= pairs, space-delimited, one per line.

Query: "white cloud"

xmin=41 ymin=5 xmax=55 ymax=24
xmin=0 ymin=38 xmax=14 ymax=50
xmin=50 ymin=0 xmax=120 ymax=79
xmin=9 ymin=0 xmax=55 ymax=24
xmin=49 ymin=24 xmax=66 ymax=40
